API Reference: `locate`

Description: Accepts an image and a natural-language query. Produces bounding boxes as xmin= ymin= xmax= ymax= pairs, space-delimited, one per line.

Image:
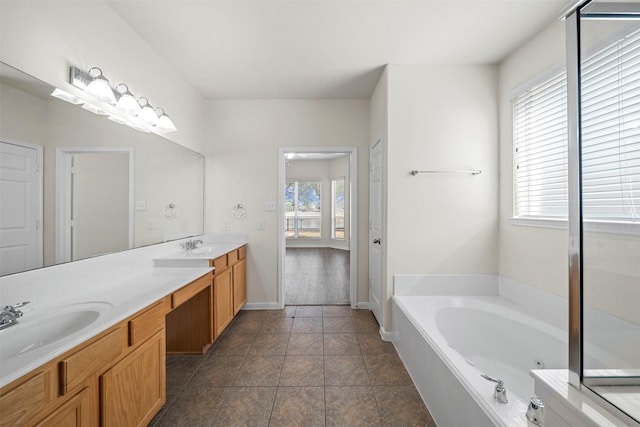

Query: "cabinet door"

xmin=101 ymin=331 xmax=165 ymax=427
xmin=233 ymin=258 xmax=247 ymax=315
xmin=34 ymin=387 xmax=89 ymax=427
xmin=213 ymin=268 xmax=234 ymax=338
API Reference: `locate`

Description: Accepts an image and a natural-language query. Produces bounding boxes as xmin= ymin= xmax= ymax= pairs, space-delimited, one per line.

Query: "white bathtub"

xmin=392 ymin=294 xmax=567 ymax=427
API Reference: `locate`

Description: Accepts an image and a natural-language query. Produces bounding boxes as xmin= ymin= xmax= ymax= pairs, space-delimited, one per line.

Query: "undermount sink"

xmin=0 ymin=302 xmax=113 ymax=360
xmin=189 ymin=245 xmax=223 ymax=255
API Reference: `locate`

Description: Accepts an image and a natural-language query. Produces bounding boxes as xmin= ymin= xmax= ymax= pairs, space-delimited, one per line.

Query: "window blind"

xmin=581 ymin=29 xmax=640 ymax=221
xmin=513 ymin=28 xmax=640 ymax=221
xmin=513 ymin=73 xmax=569 ymax=218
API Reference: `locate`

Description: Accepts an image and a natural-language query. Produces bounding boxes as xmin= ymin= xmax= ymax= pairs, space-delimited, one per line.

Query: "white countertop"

xmin=0 ymin=267 xmax=213 ymax=388
xmin=0 ymin=235 xmax=247 ymax=389
xmin=153 ymin=242 xmax=246 ymax=267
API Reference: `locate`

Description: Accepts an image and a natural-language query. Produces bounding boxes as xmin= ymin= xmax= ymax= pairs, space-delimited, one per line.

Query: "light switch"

xmin=136 ymin=200 xmax=147 ymax=211
xmin=265 ymin=201 xmax=276 ymax=211
xmin=256 ymin=219 xmax=265 ymax=230
xmin=146 ymin=220 xmax=154 ymax=230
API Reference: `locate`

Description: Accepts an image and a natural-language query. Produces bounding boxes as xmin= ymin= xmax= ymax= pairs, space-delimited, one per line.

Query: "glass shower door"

xmin=578 ymin=1 xmax=640 ymax=422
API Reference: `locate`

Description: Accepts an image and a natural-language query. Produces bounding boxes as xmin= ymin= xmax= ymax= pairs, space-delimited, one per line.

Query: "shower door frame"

xmin=565 ymin=1 xmax=640 ymax=424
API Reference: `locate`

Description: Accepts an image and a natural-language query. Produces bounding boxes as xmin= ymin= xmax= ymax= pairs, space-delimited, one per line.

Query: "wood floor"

xmin=285 ymin=248 xmax=350 ymax=305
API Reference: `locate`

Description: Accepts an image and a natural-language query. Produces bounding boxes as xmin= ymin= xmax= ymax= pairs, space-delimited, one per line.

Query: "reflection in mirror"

xmin=0 ymin=62 xmax=204 ymax=277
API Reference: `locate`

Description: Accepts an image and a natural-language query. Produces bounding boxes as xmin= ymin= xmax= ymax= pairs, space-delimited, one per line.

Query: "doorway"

xmin=278 ymin=147 xmax=358 ymax=307
xmin=55 ymin=147 xmax=134 ymax=263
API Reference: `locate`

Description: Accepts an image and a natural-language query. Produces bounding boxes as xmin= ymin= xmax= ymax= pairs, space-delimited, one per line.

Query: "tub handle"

xmin=481 ymin=374 xmax=508 ymax=404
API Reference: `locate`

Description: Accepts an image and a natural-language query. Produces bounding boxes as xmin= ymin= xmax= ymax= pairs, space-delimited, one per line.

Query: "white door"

xmin=369 ymin=139 xmax=383 ymax=324
xmin=0 ymin=141 xmax=41 ymax=275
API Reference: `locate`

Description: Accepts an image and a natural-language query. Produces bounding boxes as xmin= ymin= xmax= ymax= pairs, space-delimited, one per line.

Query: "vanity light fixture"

xmin=155 ymin=107 xmax=177 ymax=133
xmin=66 ymin=65 xmax=178 ymax=133
xmin=114 ymin=84 xmax=141 ymax=116
xmin=85 ymin=67 xmax=117 ymax=103
xmin=50 ymin=88 xmax=82 ymax=105
xmin=137 ymin=97 xmax=159 ymax=126
xmin=81 ymin=101 xmax=109 ymax=116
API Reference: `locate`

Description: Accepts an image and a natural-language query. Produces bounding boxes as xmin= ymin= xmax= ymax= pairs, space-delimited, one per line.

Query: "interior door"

xmin=0 ymin=141 xmax=41 ymax=275
xmin=369 ymin=139 xmax=383 ymax=324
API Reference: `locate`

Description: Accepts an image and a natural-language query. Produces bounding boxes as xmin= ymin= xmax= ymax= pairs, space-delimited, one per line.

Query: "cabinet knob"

xmin=373 ymin=238 xmax=381 ymax=244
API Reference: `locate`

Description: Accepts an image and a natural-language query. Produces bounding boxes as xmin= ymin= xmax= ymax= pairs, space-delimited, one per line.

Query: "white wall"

xmin=379 ymin=64 xmax=499 ymax=331
xmin=285 ymin=156 xmax=350 ymax=249
xmin=499 ymin=21 xmax=639 ymax=325
xmin=0 ymin=0 xmax=205 ymax=154
xmin=204 ymin=100 xmax=369 ymax=306
xmin=498 ymin=21 xmax=568 ymax=298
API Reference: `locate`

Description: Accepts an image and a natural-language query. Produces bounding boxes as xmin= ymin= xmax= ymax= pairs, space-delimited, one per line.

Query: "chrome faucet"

xmin=182 ymin=239 xmax=203 ymax=252
xmin=0 ymin=301 xmax=30 ymax=330
xmin=526 ymin=396 xmax=544 ymax=426
xmin=481 ymin=374 xmax=508 ymax=404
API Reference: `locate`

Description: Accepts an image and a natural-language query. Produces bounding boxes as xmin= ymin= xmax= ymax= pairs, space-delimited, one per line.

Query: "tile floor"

xmin=150 ymin=305 xmax=436 ymax=427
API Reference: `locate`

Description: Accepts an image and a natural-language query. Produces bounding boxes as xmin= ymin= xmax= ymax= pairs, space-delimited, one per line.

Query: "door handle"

xmin=373 ymin=238 xmax=381 ymax=244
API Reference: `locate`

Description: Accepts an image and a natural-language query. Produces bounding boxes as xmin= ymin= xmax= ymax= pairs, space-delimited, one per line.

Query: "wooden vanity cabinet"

xmin=0 ymin=296 xmax=170 ymax=427
xmin=210 ymin=245 xmax=247 ymax=338
xmin=213 ymin=268 xmax=234 ymax=338
xmin=233 ymin=256 xmax=247 ymax=316
xmin=101 ymin=331 xmax=165 ymax=427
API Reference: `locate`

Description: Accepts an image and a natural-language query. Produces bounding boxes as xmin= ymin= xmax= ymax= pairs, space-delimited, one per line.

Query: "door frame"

xmin=0 ymin=138 xmax=44 ymax=270
xmin=277 ymin=146 xmax=358 ymax=308
xmin=55 ymin=147 xmax=134 ymax=263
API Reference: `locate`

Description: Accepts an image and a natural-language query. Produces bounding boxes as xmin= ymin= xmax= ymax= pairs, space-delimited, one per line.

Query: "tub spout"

xmin=526 ymin=396 xmax=544 ymax=426
xmin=481 ymin=374 xmax=508 ymax=404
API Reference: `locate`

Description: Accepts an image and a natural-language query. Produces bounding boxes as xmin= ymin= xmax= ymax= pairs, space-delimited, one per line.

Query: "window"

xmin=513 ymin=29 xmax=640 ymax=222
xmin=331 ymin=178 xmax=345 ymax=240
xmin=285 ymin=180 xmax=321 ymax=238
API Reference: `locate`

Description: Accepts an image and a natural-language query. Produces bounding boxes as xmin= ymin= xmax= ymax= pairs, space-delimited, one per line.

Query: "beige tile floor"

xmin=150 ymin=305 xmax=436 ymax=427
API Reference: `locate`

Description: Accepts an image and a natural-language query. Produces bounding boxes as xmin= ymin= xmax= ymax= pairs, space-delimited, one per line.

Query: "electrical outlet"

xmin=135 ymin=200 xmax=146 ymax=211
xmin=265 ymin=201 xmax=276 ymax=211
xmin=224 ymin=221 xmax=229 ymax=231
xmin=146 ymin=220 xmax=154 ymax=230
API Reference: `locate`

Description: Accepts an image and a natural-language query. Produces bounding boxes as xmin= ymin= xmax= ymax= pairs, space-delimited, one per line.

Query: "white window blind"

xmin=513 ymin=73 xmax=568 ymax=218
xmin=513 ymin=28 xmax=640 ymax=221
xmin=581 ymin=30 xmax=640 ymax=221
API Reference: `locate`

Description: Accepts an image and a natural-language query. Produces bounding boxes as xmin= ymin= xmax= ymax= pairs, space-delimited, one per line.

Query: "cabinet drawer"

xmin=60 ymin=328 xmax=124 ymax=395
xmin=129 ymin=300 xmax=166 ymax=346
xmin=238 ymin=245 xmax=246 ymax=260
xmin=172 ymin=274 xmax=211 ymax=308
xmin=212 ymin=255 xmax=228 ymax=274
xmin=0 ymin=372 xmax=47 ymax=425
xmin=227 ymin=249 xmax=239 ymax=265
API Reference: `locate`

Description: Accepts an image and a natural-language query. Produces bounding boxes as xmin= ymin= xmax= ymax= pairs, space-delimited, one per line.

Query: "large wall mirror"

xmin=0 ymin=62 xmax=204 ymax=277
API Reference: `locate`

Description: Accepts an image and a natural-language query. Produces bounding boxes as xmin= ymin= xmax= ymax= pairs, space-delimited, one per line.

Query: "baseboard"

xmin=353 ymin=301 xmax=369 ymax=309
xmin=286 ymin=243 xmax=350 ymax=251
xmin=379 ymin=325 xmax=396 ymax=342
xmin=242 ymin=302 xmax=282 ymax=310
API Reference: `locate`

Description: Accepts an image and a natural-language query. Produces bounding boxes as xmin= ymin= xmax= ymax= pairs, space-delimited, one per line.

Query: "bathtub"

xmin=392 ymin=294 xmax=567 ymax=427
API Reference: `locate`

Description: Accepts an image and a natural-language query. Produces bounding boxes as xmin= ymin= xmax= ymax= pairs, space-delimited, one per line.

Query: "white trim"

xmin=379 ymin=325 xmax=395 ymax=342
xmin=241 ymin=302 xmax=281 ymax=310
xmin=285 ymin=243 xmax=349 ymax=250
xmin=0 ymin=138 xmax=44 ymax=270
xmin=354 ymin=301 xmax=369 ymax=310
xmin=56 ymin=147 xmax=135 ymax=263
xmin=278 ymin=146 xmax=358 ymax=309
xmin=508 ymin=217 xmax=640 ymax=235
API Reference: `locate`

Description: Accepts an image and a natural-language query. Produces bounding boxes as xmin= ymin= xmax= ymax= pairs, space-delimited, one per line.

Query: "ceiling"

xmin=107 ymin=0 xmax=569 ymax=99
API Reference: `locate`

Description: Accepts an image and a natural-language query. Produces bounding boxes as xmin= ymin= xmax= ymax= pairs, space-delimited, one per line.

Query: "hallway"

xmin=285 ymin=248 xmax=350 ymax=305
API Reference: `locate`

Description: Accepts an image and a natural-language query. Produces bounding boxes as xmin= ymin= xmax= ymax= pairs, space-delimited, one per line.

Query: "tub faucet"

xmin=0 ymin=301 xmax=30 ymax=330
xmin=481 ymin=374 xmax=508 ymax=404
